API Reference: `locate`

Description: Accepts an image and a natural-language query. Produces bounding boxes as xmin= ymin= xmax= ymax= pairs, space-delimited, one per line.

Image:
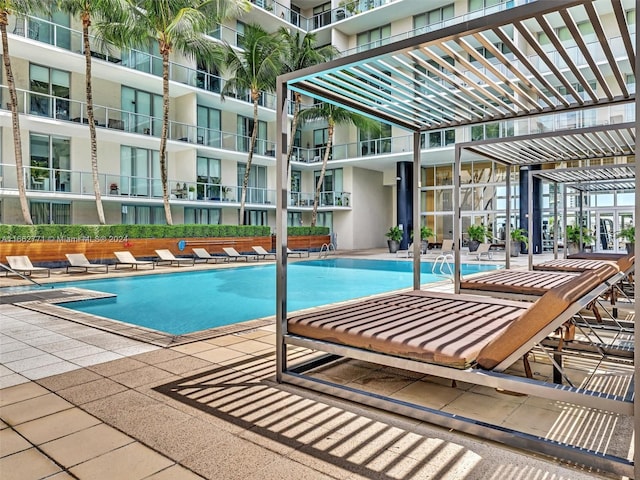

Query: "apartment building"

xmin=0 ymin=0 xmax=635 ymax=251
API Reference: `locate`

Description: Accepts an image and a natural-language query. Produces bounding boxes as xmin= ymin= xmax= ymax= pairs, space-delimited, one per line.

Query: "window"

xmin=290 ymin=170 xmax=302 ymax=206
xmin=468 ymin=0 xmax=507 ymax=12
xmin=313 ymin=128 xmax=329 ymax=160
xmin=236 ymin=21 xmax=245 ymax=47
xmin=314 ymin=168 xmax=342 ymax=206
xmin=244 ymin=210 xmax=267 ymax=226
xmin=237 ymin=115 xmax=267 ymax=154
xmin=627 ymin=9 xmax=636 ymax=33
xmin=185 ymin=207 xmax=221 ymax=224
xmin=196 ymin=62 xmax=220 ymax=93
xmin=237 ymin=163 xmax=267 ymax=204
xmin=122 ymin=86 xmax=162 ymax=135
xmin=122 ymin=41 xmax=161 ymax=75
xmin=121 ymin=205 xmax=165 ymax=224
xmin=29 ymin=7 xmax=70 ymax=48
xmin=425 ymin=129 xmax=455 ymax=148
xmin=197 ymin=106 xmax=221 ymax=146
xmin=313 ymin=2 xmax=331 ymax=29
xmin=315 ymin=212 xmax=333 ymax=232
xmin=414 ymin=4 xmax=454 ymax=33
xmin=29 ymin=64 xmax=69 ymax=120
xmin=359 ymin=122 xmax=391 ymax=156
xmin=197 ymin=156 xmax=221 ymax=200
xmin=29 ymin=134 xmax=70 ymax=192
xmin=120 ymin=146 xmax=161 ymax=197
xmin=471 ymin=121 xmax=513 ymax=141
xmin=357 ymin=24 xmax=391 ymax=52
xmin=287 ymin=212 xmax=302 ymax=226
xmin=537 ymin=21 xmax=595 ymax=45
xmin=30 ymin=202 xmax=70 ymax=224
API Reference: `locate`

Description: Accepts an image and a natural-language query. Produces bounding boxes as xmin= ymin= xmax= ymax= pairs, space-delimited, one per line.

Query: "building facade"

xmin=0 ymin=0 xmax=635 ymax=251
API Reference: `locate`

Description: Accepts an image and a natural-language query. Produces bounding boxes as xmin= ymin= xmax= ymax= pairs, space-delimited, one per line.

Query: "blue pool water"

xmin=56 ymin=258 xmax=498 ymax=335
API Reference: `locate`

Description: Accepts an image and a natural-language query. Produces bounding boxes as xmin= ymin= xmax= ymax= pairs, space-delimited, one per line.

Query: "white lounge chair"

xmin=5 ymin=256 xmax=50 ymax=277
xmin=287 ymin=248 xmax=309 ymax=258
xmin=467 ymin=242 xmax=493 ymax=260
xmin=192 ymin=248 xmax=229 ymax=264
xmin=114 ymin=251 xmax=155 ymax=270
xmin=222 ymin=247 xmax=257 ymax=262
xmin=155 ymin=249 xmax=194 ymax=267
xmin=252 ymin=246 xmax=276 ymax=260
xmin=65 ymin=253 xmax=108 ymax=273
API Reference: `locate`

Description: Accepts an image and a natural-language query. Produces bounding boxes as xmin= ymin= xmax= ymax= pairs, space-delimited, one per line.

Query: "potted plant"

xmin=565 ymin=225 xmax=594 ymax=253
xmin=466 ymin=224 xmax=487 ymax=252
xmin=188 ymin=185 xmax=196 ymax=200
xmin=509 ymin=228 xmax=528 ymax=257
xmin=385 ymin=226 xmax=402 ymax=253
xmin=411 ymin=226 xmax=434 ymax=254
xmin=617 ymin=226 xmax=635 ymax=253
xmin=109 ymin=182 xmax=119 ymax=194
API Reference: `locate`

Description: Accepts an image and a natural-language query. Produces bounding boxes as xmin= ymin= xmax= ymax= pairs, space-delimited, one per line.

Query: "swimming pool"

xmin=57 ymin=258 xmax=499 ymax=335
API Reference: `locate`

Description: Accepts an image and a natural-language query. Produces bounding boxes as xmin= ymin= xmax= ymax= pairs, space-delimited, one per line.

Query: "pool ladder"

xmin=432 ymin=254 xmax=454 ymax=281
xmin=0 ymin=263 xmax=50 ymax=288
xmin=319 ymin=243 xmax=336 ymax=258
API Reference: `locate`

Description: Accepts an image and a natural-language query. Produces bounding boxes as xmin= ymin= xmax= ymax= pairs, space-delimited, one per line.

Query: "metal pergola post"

xmin=453 ymin=145 xmax=461 ymax=293
xmin=553 ymin=180 xmax=558 ymax=259
xmin=505 ymin=164 xmax=511 ymax=268
xmin=527 ymin=167 xmax=534 ymax=271
xmin=412 ymin=132 xmax=421 ymax=291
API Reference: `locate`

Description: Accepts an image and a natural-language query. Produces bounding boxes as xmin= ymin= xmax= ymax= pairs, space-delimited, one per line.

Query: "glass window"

xmin=197 ymin=106 xmax=221 ymax=146
xmin=121 ymin=205 xmax=164 ymax=224
xmin=237 ymin=115 xmax=267 ymax=154
xmin=196 ymin=157 xmax=221 ymax=200
xmin=29 ymin=64 xmax=69 ymax=120
xmin=184 ymin=207 xmax=221 ymax=224
xmin=30 ymin=201 xmax=70 ymax=224
xmin=237 ymin=163 xmax=267 ymax=204
xmin=414 ymin=4 xmax=454 ymax=33
xmin=122 ymin=86 xmax=162 ymax=135
xmin=29 ymin=134 xmax=70 ymax=192
xmin=287 ymin=212 xmax=302 ymax=226
xmin=313 ymin=2 xmax=331 ymax=29
xmin=120 ymin=146 xmax=161 ymax=197
xmin=245 ymin=210 xmax=267 ymax=225
xmin=357 ymin=24 xmax=391 ymax=52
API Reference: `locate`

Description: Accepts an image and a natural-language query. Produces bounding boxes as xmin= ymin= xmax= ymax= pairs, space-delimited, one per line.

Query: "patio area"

xmin=0 ymin=250 xmax=631 ymax=479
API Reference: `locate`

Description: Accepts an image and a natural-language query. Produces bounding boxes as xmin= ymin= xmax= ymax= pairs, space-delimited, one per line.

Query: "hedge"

xmin=0 ymin=224 xmax=329 ymax=240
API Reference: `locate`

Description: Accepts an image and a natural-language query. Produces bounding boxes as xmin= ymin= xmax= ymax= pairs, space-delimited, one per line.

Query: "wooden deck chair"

xmin=114 ymin=251 xmax=155 ymax=270
xmin=155 ymin=249 xmax=195 ymax=267
xmin=192 ymin=248 xmax=229 ymax=264
xmin=65 ymin=253 xmax=108 ymax=273
xmin=5 ymin=255 xmax=50 ymax=277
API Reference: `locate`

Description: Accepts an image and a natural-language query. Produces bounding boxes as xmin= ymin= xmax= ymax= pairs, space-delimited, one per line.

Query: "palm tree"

xmin=299 ymin=104 xmax=381 ymax=226
xmin=99 ymin=0 xmax=249 ymax=225
xmin=277 ymin=28 xmax=337 ymax=173
xmin=57 ymin=0 xmax=127 ymax=225
xmin=0 ymin=0 xmax=48 ymax=224
xmin=218 ymin=24 xmax=283 ymax=225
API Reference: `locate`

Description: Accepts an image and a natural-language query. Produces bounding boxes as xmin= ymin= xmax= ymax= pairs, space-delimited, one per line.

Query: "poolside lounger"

xmin=533 ymin=252 xmax=634 ymax=274
xmin=65 ymin=253 xmax=109 ymax=273
xmin=467 ymin=242 xmax=493 ymax=260
xmin=252 ymin=246 xmax=276 ymax=260
xmin=5 ymin=255 xmax=50 ymax=277
xmin=396 ymin=243 xmax=414 ymax=258
xmin=222 ymin=247 xmax=257 ymax=262
xmin=192 ymin=248 xmax=229 ymax=264
xmin=155 ymin=249 xmax=195 ymax=267
xmin=287 ymin=248 xmax=309 ymax=258
xmin=114 ymin=251 xmax=155 ymax=270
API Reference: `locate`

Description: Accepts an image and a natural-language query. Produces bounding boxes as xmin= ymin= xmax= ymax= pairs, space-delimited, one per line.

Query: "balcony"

xmin=0 ymin=164 xmax=351 ymax=210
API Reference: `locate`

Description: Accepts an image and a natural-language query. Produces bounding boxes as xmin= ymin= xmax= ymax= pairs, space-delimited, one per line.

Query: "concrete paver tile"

xmin=0 ymin=374 xmax=30 ymax=389
xmin=144 ymin=464 xmax=206 ymax=480
xmin=193 ymin=346 xmax=245 ymax=364
xmin=0 ymin=393 xmax=73 ymax=426
xmin=69 ymin=442 xmax=174 ymax=480
xmin=0 ymin=428 xmax=31 ymax=457
xmin=36 ymin=368 xmax=102 ymax=392
xmin=111 ymin=365 xmax=176 ymax=388
xmin=56 ymin=377 xmax=128 ymax=405
xmin=85 ymin=357 xmax=147 ymax=376
xmin=21 ymin=361 xmax=80 ymax=380
xmin=154 ymin=356 xmax=213 ymax=375
xmin=15 ymin=407 xmax=100 ymax=445
xmin=40 ymin=423 xmax=134 ymax=468
xmin=171 ymin=342 xmax=217 ymax=355
xmin=0 ymin=447 xmax=62 ymax=480
xmin=0 ymin=381 xmax=50 ymax=407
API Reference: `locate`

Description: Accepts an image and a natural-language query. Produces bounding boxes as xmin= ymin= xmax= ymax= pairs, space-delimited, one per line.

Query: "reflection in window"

xmin=30 ymin=201 xmax=70 ymax=224
xmin=121 ymin=205 xmax=165 ymax=224
xmin=29 ymin=64 xmax=69 ymax=120
xmin=185 ymin=207 xmax=221 ymax=224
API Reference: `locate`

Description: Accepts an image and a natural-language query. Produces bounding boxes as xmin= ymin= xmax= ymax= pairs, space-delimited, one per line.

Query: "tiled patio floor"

xmin=0 ymin=250 xmax=632 ymax=479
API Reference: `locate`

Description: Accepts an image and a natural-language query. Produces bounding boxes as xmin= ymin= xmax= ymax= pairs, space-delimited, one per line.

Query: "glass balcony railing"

xmin=0 ymin=163 xmax=352 ymax=209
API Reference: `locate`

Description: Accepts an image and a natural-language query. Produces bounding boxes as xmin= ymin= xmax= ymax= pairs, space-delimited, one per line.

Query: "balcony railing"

xmin=0 ymin=164 xmax=350 ymax=209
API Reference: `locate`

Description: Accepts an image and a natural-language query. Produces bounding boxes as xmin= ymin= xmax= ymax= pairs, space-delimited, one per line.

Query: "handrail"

xmin=0 ymin=263 xmax=50 ymax=288
xmin=431 ymin=254 xmax=454 ymax=282
xmin=318 ymin=243 xmax=336 ymax=258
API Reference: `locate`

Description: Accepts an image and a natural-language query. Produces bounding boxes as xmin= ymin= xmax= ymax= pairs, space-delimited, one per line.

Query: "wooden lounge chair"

xmin=65 ymin=253 xmax=108 ymax=273
xmin=467 ymin=242 xmax=493 ymax=260
xmin=287 ymin=248 xmax=309 ymax=258
xmin=252 ymin=246 xmax=276 ymax=260
xmin=222 ymin=247 xmax=257 ymax=262
xmin=155 ymin=249 xmax=194 ymax=267
xmin=114 ymin=251 xmax=155 ymax=270
xmin=5 ymin=255 xmax=50 ymax=277
xmin=192 ymin=248 xmax=229 ymax=264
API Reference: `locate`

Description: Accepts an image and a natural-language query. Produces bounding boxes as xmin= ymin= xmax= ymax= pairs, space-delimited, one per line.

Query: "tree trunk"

xmin=285 ymin=92 xmax=301 ymax=176
xmin=83 ymin=14 xmax=105 ymax=224
xmin=1 ymin=14 xmax=32 ymax=224
xmin=239 ymin=92 xmax=260 ymax=225
xmin=160 ymin=45 xmax=172 ymax=225
xmin=311 ymin=121 xmax=333 ymax=227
